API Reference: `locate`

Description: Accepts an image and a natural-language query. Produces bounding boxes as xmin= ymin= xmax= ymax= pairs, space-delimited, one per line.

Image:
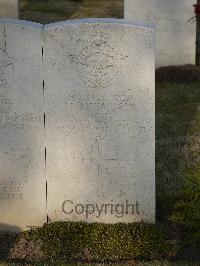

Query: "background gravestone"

xmin=0 ymin=20 xmax=46 ymax=232
xmin=0 ymin=0 xmax=19 ymax=19
xmin=125 ymin=0 xmax=195 ymax=67
xmin=44 ymin=19 xmax=155 ymax=223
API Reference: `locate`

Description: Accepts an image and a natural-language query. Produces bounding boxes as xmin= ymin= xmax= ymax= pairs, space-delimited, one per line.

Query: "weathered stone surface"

xmin=0 ymin=20 xmax=46 ymax=232
xmin=0 ymin=0 xmax=18 ymax=19
xmin=125 ymin=0 xmax=195 ymax=67
xmin=44 ymin=19 xmax=155 ymax=223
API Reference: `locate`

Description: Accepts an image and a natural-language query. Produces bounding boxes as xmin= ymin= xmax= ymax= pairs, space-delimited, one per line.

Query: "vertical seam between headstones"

xmin=3 ymin=25 xmax=7 ymax=51
xmin=42 ymin=33 xmax=48 ymax=223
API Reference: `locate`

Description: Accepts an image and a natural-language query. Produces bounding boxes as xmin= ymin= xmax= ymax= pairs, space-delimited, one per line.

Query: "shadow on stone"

xmin=0 ymin=224 xmax=44 ymax=263
xmin=0 ymin=224 xmax=19 ymax=260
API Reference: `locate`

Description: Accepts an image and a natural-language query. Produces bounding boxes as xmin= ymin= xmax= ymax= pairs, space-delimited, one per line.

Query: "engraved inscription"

xmin=56 ymin=93 xmax=135 ymax=135
xmin=0 ymin=110 xmax=42 ymax=130
xmin=145 ymin=11 xmax=175 ymax=23
xmin=70 ymin=32 xmax=127 ymax=89
xmin=0 ymin=96 xmax=12 ymax=114
xmin=0 ymin=151 xmax=30 ymax=200
xmin=0 ymin=49 xmax=15 ymax=93
xmin=0 ymin=181 xmax=24 ymax=200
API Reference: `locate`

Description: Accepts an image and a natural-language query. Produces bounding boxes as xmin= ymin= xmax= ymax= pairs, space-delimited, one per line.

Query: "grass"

xmin=0 ymin=260 xmax=200 ymax=265
xmin=156 ymin=80 xmax=200 ymax=221
xmin=19 ymin=0 xmax=124 ymax=24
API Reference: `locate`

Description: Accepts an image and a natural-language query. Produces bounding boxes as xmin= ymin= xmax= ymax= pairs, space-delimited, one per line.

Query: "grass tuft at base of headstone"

xmin=6 ymin=222 xmax=172 ymax=264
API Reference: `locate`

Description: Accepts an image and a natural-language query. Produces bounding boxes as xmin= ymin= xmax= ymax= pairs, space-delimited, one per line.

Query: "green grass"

xmin=21 ymin=222 xmax=171 ymax=263
xmin=156 ymin=82 xmax=200 ymax=221
xmin=19 ymin=0 xmax=124 ymax=24
xmin=0 ymin=261 xmax=200 ymax=265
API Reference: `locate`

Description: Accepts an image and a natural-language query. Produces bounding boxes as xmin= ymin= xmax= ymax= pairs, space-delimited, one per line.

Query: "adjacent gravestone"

xmin=0 ymin=0 xmax=19 ymax=19
xmin=44 ymin=19 xmax=155 ymax=223
xmin=125 ymin=0 xmax=195 ymax=67
xmin=0 ymin=20 xmax=46 ymax=232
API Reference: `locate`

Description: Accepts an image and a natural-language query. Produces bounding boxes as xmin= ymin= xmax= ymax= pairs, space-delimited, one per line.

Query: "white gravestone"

xmin=44 ymin=19 xmax=155 ymax=223
xmin=0 ymin=20 xmax=46 ymax=232
xmin=125 ymin=0 xmax=195 ymax=67
xmin=0 ymin=0 xmax=19 ymax=19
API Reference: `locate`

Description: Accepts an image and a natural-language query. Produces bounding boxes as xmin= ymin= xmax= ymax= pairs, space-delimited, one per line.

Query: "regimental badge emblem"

xmin=70 ymin=32 xmax=127 ymax=89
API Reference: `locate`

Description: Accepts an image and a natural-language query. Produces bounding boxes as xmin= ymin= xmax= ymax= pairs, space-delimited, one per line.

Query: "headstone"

xmin=0 ymin=20 xmax=46 ymax=232
xmin=44 ymin=19 xmax=155 ymax=223
xmin=125 ymin=0 xmax=195 ymax=67
xmin=0 ymin=0 xmax=19 ymax=19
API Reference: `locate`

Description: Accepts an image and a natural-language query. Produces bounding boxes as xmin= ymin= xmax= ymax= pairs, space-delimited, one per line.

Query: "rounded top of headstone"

xmin=0 ymin=18 xmax=42 ymax=28
xmin=44 ymin=18 xmax=154 ymax=30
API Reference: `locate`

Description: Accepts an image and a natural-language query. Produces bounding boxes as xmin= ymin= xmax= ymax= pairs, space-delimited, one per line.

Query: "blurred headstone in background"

xmin=125 ymin=0 xmax=195 ymax=67
xmin=0 ymin=0 xmax=19 ymax=18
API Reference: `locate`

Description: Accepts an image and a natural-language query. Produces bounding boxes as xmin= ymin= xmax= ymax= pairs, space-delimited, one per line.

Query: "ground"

xmin=156 ymin=66 xmax=200 ymax=221
xmin=1 ymin=259 xmax=200 ymax=266
xmin=19 ymin=0 xmax=124 ymax=24
xmin=0 ymin=1 xmax=199 ymax=265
